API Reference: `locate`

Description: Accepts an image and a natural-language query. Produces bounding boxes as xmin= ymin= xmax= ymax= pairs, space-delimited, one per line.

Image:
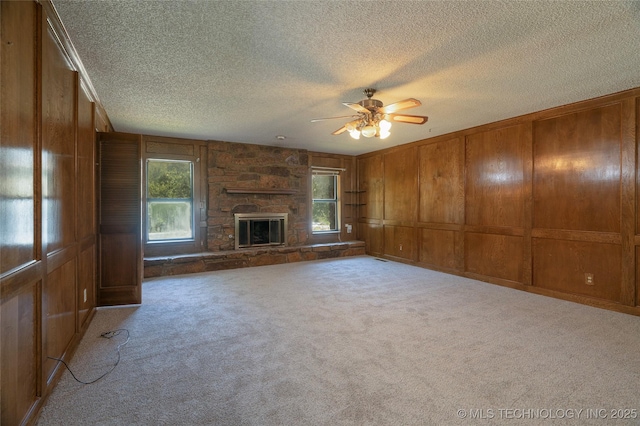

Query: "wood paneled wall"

xmin=1 ymin=2 xmax=102 ymax=424
xmin=357 ymin=88 xmax=640 ymax=316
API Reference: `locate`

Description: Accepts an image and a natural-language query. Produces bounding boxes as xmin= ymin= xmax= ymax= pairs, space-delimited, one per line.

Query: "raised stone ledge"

xmin=144 ymin=241 xmax=365 ymax=278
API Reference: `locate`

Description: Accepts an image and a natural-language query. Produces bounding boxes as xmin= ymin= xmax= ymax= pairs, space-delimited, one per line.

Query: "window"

xmin=146 ymin=159 xmax=194 ymax=242
xmin=312 ymin=169 xmax=340 ymax=233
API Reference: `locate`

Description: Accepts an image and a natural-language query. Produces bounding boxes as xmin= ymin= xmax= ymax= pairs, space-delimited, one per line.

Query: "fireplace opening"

xmin=235 ymin=213 xmax=287 ymax=249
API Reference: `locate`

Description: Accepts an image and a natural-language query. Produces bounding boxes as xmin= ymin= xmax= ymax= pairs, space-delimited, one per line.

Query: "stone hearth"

xmin=144 ymin=241 xmax=365 ymax=278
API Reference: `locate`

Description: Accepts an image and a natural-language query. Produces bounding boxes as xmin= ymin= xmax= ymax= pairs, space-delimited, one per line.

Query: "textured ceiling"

xmin=52 ymin=0 xmax=640 ymax=155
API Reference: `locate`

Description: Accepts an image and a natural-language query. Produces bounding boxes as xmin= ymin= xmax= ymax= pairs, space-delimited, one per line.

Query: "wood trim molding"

xmin=531 ymin=229 xmax=622 ymax=244
xmin=38 ymin=0 xmax=113 ymax=131
xmin=225 ymin=188 xmax=299 ymax=195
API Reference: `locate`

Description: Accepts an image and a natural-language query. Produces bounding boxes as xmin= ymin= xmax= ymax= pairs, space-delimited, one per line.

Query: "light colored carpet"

xmin=38 ymin=256 xmax=640 ymax=425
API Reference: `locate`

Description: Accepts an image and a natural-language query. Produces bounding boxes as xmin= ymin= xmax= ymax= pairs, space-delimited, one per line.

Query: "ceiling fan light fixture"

xmin=361 ymin=125 xmax=376 ymax=138
xmin=379 ymin=118 xmax=391 ymax=131
xmin=312 ymin=88 xmax=427 ymax=141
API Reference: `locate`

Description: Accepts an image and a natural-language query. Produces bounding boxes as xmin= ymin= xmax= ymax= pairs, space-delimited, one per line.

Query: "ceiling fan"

xmin=311 ymin=88 xmax=428 ymax=140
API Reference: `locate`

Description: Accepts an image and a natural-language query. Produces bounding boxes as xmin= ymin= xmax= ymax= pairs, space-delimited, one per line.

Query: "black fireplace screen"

xmin=235 ymin=214 xmax=286 ymax=249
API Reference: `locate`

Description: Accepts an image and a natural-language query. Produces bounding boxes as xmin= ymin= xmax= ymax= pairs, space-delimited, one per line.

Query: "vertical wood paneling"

xmin=0 ymin=0 xmax=38 ymax=275
xmin=1 ymin=4 xmax=42 ymax=425
xmin=420 ymin=228 xmax=455 ymax=270
xmin=533 ymin=104 xmax=621 ymax=232
xmin=77 ymin=245 xmax=95 ymax=327
xmin=357 ymin=154 xmax=383 ymax=220
xmin=384 ymin=147 xmax=418 ymax=222
xmin=466 ymin=125 xmax=525 ymax=228
xmin=77 ymin=89 xmax=95 ymax=241
xmin=465 ymin=233 xmax=523 ymax=282
xmin=522 ymin=122 xmax=534 ymax=285
xmin=42 ymin=22 xmax=77 ymax=254
xmin=2 ymin=3 xmax=100 ymax=424
xmin=637 ymin=248 xmax=640 ymax=307
xmin=637 ymin=97 xmax=640 ymax=307
xmin=637 ymin=97 xmax=640 ymax=237
xmin=355 ymin=91 xmax=637 ymax=313
xmin=533 ymin=238 xmax=621 ymax=302
xmin=359 ymin=223 xmax=383 ymax=256
xmin=384 ymin=225 xmax=417 ymax=261
xmin=419 ymin=138 xmax=463 ymax=224
xmin=44 ymin=259 xmax=76 ymax=381
xmin=619 ymin=98 xmax=636 ymax=306
xmin=0 ymin=282 xmax=39 ymax=426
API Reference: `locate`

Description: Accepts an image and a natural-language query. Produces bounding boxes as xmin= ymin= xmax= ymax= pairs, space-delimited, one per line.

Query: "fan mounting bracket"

xmin=363 ymin=88 xmax=376 ymax=99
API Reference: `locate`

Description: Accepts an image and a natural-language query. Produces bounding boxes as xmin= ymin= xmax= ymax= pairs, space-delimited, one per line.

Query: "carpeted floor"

xmin=38 ymin=256 xmax=640 ymax=425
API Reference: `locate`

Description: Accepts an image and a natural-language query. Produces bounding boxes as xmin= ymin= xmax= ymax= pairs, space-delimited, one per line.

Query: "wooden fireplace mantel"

xmin=225 ymin=187 xmax=299 ymax=195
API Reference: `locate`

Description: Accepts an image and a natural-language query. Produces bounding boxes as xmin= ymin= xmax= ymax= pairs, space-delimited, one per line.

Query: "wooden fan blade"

xmin=311 ymin=115 xmax=358 ymax=123
xmin=380 ymin=98 xmax=421 ymax=114
xmin=388 ymin=114 xmax=428 ymax=124
xmin=332 ymin=119 xmax=361 ymax=136
xmin=332 ymin=126 xmax=348 ymax=135
xmin=343 ymin=102 xmax=370 ymax=114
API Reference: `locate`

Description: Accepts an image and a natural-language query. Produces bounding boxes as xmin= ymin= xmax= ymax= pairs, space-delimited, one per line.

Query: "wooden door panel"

xmin=100 ymin=234 xmax=139 ymax=288
xmin=99 ymin=133 xmax=142 ymax=305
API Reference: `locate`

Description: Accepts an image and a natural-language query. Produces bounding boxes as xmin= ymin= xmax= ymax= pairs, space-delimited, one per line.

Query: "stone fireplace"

xmin=234 ymin=213 xmax=287 ymax=250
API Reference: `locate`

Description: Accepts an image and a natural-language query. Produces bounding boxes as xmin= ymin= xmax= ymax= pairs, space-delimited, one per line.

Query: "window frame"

xmin=146 ymin=158 xmax=194 ymax=243
xmin=141 ymin=137 xmax=207 ymax=257
xmin=311 ymin=168 xmax=341 ymax=234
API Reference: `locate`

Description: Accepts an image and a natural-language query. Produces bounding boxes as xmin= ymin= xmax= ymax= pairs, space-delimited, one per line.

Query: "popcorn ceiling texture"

xmin=53 ymin=0 xmax=640 ymax=155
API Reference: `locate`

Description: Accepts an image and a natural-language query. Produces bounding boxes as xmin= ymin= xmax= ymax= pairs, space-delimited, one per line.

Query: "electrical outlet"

xmin=585 ymin=273 xmax=594 ymax=286
xmin=83 ymin=288 xmax=87 ymax=303
xmin=346 ymin=224 xmax=352 ymax=234
xmin=399 ymin=244 xmax=403 ymax=251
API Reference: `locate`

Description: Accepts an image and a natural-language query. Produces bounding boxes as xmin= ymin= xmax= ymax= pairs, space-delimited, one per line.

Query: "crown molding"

xmin=38 ymin=0 xmax=113 ymax=131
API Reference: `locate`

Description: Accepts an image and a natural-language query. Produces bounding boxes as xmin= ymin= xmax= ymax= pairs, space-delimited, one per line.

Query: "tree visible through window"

xmin=312 ymin=172 xmax=338 ymax=232
xmin=147 ymin=159 xmax=193 ymax=241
